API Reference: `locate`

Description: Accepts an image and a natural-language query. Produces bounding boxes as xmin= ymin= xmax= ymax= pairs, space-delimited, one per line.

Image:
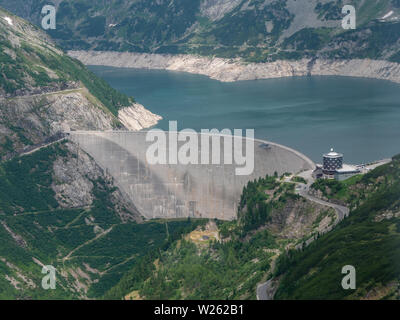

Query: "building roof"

xmin=336 ymin=164 xmax=360 ymax=174
xmin=324 ymin=148 xmax=343 ymax=158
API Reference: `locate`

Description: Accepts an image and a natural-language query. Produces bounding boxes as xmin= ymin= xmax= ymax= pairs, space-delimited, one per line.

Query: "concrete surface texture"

xmin=69 ymin=131 xmax=315 ymax=220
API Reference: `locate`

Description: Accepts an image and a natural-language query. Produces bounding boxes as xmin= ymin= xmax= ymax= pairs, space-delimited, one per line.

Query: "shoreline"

xmin=69 ymin=50 xmax=400 ymax=84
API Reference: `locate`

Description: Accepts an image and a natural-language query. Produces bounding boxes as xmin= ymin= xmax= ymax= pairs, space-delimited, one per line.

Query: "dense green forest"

xmin=133 ymin=231 xmax=275 ymax=300
xmin=25 ymin=47 xmax=133 ymax=116
xmin=104 ymin=219 xmax=278 ymax=299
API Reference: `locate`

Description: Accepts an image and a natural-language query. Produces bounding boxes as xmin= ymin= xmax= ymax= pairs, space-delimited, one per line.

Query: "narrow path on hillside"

xmin=297 ymin=185 xmax=350 ymax=221
xmin=3 ymin=88 xmax=83 ymax=101
xmin=61 ymin=226 xmax=114 ymax=263
xmin=19 ymin=136 xmax=67 ymax=156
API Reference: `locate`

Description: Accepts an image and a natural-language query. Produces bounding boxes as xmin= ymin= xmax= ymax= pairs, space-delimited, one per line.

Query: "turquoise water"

xmin=89 ymin=66 xmax=400 ymax=164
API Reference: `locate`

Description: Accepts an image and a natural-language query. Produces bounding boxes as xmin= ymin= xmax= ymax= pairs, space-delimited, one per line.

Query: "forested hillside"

xmin=0 ymin=7 xmax=131 ymax=113
xmin=273 ymin=154 xmax=400 ymax=299
xmin=1 ymin=0 xmax=400 ymax=62
xmin=0 ymin=141 xmax=203 ymax=299
xmin=104 ymin=174 xmax=338 ymax=300
xmin=104 ymin=155 xmax=400 ymax=300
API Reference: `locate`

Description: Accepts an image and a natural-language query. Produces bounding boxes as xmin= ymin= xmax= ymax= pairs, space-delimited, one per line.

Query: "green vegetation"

xmin=30 ymin=49 xmax=133 ymax=115
xmin=105 ymin=175 xmax=318 ymax=300
xmin=238 ymin=176 xmax=277 ymax=233
xmin=0 ymin=8 xmax=132 ymax=116
xmin=274 ymin=154 xmax=400 ymax=299
xmin=0 ymin=142 xmax=66 ymax=214
xmin=105 ymin=224 xmax=277 ymax=300
xmin=0 ymin=38 xmax=51 ymax=94
xmin=4 ymin=145 xmax=394 ymax=300
xmin=291 ymin=176 xmax=307 ymax=184
xmin=0 ymin=143 xmax=203 ymax=299
xmin=315 ymin=1 xmax=343 ymax=20
xmin=324 ymin=21 xmax=400 ymax=61
xmin=139 ymin=231 xmax=275 ymax=300
xmin=311 ymin=174 xmax=362 ymax=202
xmin=282 ymin=28 xmax=333 ymax=53
xmin=1 ymin=0 xmax=399 ymax=62
xmin=237 ymin=175 xmax=304 ymax=233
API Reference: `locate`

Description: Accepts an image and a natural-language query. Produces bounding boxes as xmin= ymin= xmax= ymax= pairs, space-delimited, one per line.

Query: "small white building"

xmin=334 ymin=164 xmax=360 ymax=181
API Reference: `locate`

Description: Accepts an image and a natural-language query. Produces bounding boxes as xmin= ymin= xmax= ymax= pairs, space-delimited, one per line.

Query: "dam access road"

xmin=256 ymin=172 xmax=350 ymax=300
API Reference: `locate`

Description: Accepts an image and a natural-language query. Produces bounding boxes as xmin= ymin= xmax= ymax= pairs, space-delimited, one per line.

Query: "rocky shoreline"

xmin=69 ymin=50 xmax=400 ymax=84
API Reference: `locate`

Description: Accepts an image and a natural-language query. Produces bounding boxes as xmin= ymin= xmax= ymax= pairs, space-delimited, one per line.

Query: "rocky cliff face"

xmin=0 ymin=8 xmax=161 ymax=158
xmin=52 ymin=141 xmax=142 ymax=223
xmin=266 ymin=198 xmax=336 ymax=240
xmin=118 ymin=104 xmax=162 ymax=132
xmin=0 ymin=6 xmax=171 ymax=300
xmin=69 ymin=50 xmax=400 ymax=84
xmin=0 ymin=89 xmax=114 ymax=149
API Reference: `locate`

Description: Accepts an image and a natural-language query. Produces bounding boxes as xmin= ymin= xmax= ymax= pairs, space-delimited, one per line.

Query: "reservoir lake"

xmin=89 ymin=66 xmax=400 ymax=164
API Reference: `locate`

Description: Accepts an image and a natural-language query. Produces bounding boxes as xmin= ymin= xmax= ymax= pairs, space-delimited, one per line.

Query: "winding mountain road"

xmin=297 ymin=184 xmax=350 ymax=221
xmin=256 ymin=175 xmax=350 ymax=300
xmin=257 ymin=279 xmax=275 ymax=301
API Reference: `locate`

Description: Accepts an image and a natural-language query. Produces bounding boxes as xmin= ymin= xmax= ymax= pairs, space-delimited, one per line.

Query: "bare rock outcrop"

xmin=266 ymin=198 xmax=336 ymax=240
xmin=118 ymin=103 xmax=162 ymax=131
xmin=0 ymin=87 xmax=162 ymax=159
xmin=200 ymin=0 xmax=242 ymax=21
xmin=51 ymin=142 xmax=142 ymax=222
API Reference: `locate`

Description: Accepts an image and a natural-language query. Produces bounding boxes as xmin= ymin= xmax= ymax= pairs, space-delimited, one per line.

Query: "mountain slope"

xmin=0 ymin=141 xmax=135 ymax=298
xmin=0 ymin=7 xmax=130 ymax=111
xmin=273 ymin=155 xmax=400 ymax=300
xmin=0 ymin=7 xmax=166 ymax=299
xmin=0 ymin=6 xmax=160 ymax=159
xmin=0 ymin=140 xmax=204 ymax=299
xmin=104 ymin=156 xmax=400 ymax=300
xmin=1 ymin=0 xmax=400 ymax=62
xmin=104 ymin=175 xmax=339 ymax=300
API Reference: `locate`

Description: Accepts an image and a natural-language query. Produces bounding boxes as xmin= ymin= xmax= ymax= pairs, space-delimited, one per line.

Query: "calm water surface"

xmin=89 ymin=66 xmax=400 ymax=164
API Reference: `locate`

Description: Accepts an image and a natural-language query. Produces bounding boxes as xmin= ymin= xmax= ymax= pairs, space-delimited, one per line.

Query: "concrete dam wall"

xmin=69 ymin=131 xmax=315 ymax=220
